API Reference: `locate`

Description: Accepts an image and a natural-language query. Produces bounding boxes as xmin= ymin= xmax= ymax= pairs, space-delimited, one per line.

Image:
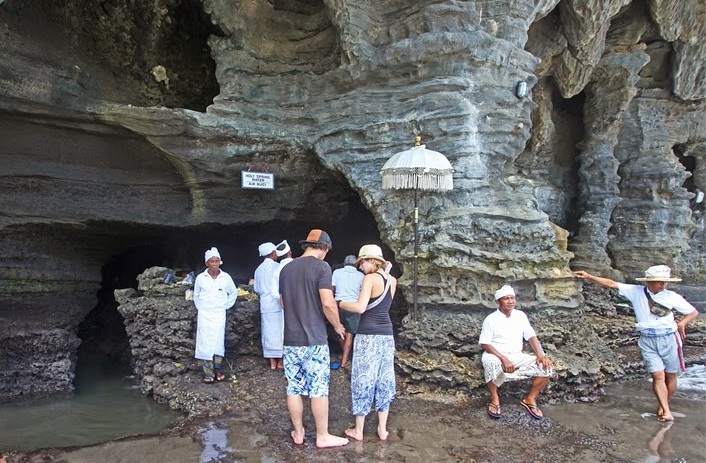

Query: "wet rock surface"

xmin=4 ymin=355 xmax=705 ymax=463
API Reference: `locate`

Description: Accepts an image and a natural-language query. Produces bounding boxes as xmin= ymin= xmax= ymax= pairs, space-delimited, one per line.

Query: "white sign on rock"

xmin=241 ymin=171 xmax=275 ymax=190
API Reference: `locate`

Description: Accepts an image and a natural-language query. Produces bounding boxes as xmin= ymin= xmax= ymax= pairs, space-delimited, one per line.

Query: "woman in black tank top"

xmin=338 ymin=244 xmax=397 ymax=442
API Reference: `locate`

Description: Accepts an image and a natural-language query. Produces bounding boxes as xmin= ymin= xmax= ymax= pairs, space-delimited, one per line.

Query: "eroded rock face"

xmin=116 ymin=269 xmax=705 ymax=409
xmin=0 ymin=0 xmax=704 ymax=401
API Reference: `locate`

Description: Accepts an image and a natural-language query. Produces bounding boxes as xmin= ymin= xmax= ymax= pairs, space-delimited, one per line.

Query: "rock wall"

xmin=116 ymin=268 xmax=705 ymax=411
xmin=114 ymin=267 xmax=261 ymax=409
xmin=0 ymin=0 xmax=704 ymax=400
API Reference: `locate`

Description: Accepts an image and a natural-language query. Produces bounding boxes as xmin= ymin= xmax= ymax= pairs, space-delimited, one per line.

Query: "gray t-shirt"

xmin=279 ymin=256 xmax=333 ymax=346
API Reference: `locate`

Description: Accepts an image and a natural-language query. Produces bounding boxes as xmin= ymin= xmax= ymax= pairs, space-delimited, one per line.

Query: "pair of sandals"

xmin=203 ymin=373 xmax=226 ymax=384
xmin=487 ymin=400 xmax=543 ymax=420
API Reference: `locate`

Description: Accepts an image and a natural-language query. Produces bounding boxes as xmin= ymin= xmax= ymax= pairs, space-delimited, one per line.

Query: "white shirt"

xmin=193 ymin=269 xmax=237 ymax=325
xmin=478 ymin=309 xmax=537 ymax=355
xmin=269 ymin=257 xmax=293 ymax=307
xmin=617 ymin=283 xmax=697 ymax=332
xmin=254 ymin=258 xmax=280 ymax=314
xmin=332 ymin=265 xmax=364 ymax=302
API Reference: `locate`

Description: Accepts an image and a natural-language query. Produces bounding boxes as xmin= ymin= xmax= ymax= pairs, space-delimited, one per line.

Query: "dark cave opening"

xmin=672 ymin=143 xmax=696 ymax=194
xmin=75 ymin=205 xmax=392 ymax=367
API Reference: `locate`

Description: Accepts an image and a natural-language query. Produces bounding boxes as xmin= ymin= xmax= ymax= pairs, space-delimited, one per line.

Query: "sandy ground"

xmin=4 ymin=356 xmax=705 ymax=463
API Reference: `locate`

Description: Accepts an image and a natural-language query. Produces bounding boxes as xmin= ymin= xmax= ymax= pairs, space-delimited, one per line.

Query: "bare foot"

xmin=658 ymin=414 xmax=675 ymax=422
xmin=377 ymin=427 xmax=389 ymax=441
xmin=344 ymin=428 xmax=363 ymax=441
xmin=277 ymin=360 xmax=284 ymax=370
xmin=316 ymin=434 xmax=349 ymax=448
xmin=291 ymin=429 xmax=305 ymax=445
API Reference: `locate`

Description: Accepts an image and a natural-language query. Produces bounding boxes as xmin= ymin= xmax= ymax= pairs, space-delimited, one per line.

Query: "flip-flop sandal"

xmin=487 ymin=403 xmax=502 ymax=419
xmin=202 ymin=377 xmax=215 ymax=384
xmin=520 ymin=400 xmax=543 ymax=420
xmin=215 ymin=373 xmax=226 ymax=381
xmin=331 ymin=361 xmax=341 ymax=370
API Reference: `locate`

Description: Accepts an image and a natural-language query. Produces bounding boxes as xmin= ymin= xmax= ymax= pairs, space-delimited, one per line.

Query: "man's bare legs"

xmin=311 ymin=396 xmax=349 ymax=448
xmin=524 ymin=376 xmax=550 ymax=405
xmin=521 ymin=376 xmax=550 ymax=419
xmin=287 ymin=394 xmax=306 ymax=445
xmin=341 ymin=333 xmax=354 ymax=367
xmin=657 ymin=372 xmax=677 ymax=418
xmin=487 ymin=381 xmax=501 ymax=407
xmin=651 ymin=371 xmax=674 ymax=421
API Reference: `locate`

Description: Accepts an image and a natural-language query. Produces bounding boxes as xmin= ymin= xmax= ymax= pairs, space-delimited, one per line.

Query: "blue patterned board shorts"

xmin=350 ymin=334 xmax=396 ymax=416
xmin=283 ymin=345 xmax=330 ymax=398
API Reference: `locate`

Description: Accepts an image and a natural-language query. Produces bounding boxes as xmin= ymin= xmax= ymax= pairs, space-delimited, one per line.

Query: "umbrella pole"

xmin=413 ymin=174 xmax=419 ymax=320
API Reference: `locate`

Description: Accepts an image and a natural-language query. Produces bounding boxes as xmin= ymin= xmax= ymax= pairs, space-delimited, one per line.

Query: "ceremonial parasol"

xmin=381 ymin=136 xmax=453 ymax=319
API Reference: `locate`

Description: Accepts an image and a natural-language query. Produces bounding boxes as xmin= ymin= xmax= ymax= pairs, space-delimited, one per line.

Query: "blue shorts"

xmin=283 ymin=345 xmax=330 ymax=398
xmin=638 ymin=332 xmax=680 ymax=373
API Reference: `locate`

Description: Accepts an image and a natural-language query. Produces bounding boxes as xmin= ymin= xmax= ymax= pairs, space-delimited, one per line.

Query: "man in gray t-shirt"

xmin=278 ymin=229 xmax=348 ymax=448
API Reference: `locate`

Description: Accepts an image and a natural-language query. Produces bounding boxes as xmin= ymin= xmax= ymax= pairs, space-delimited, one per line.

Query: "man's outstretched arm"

xmin=574 ymin=270 xmax=619 ymax=289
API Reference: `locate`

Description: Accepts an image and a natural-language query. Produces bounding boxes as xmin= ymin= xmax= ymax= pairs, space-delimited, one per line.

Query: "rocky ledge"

xmin=115 ymin=268 xmax=704 ymax=416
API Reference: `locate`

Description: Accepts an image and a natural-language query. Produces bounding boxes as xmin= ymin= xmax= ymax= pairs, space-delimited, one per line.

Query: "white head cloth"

xmin=204 ymin=247 xmax=221 ymax=263
xmin=494 ymin=285 xmax=515 ymax=301
xmin=275 ymin=240 xmax=290 ymax=257
xmin=258 ymin=242 xmax=277 ymax=257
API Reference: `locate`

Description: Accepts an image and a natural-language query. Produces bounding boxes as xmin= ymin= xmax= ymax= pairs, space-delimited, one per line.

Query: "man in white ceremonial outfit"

xmin=193 ymin=247 xmax=237 ymax=383
xmin=479 ymin=285 xmax=554 ymax=420
xmin=254 ymin=241 xmax=282 ymax=370
xmin=265 ymin=240 xmax=294 ymax=370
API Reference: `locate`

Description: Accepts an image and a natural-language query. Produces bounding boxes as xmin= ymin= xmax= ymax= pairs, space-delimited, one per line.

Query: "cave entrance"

xmin=75 ymin=198 xmax=387 ymax=372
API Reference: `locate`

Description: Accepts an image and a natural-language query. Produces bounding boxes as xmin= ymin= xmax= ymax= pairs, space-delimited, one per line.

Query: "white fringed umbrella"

xmin=381 ymin=136 xmax=453 ymax=319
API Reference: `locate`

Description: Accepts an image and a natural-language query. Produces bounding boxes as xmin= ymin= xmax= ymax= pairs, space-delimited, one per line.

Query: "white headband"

xmin=494 ymin=285 xmax=515 ymax=301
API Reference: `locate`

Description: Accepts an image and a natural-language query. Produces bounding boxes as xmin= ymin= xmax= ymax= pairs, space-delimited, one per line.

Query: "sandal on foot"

xmin=520 ymin=400 xmax=543 ymax=420
xmin=487 ymin=403 xmax=502 ymax=419
xmin=202 ymin=377 xmax=215 ymax=384
xmin=215 ymin=373 xmax=226 ymax=381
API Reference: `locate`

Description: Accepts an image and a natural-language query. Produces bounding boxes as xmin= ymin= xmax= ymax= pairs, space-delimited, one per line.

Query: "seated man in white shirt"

xmin=479 ymin=285 xmax=553 ymax=420
xmin=574 ymin=265 xmax=698 ymax=422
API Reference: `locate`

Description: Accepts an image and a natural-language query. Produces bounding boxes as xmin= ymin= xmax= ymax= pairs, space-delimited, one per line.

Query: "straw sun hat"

xmin=635 ymin=265 xmax=682 ymax=282
xmin=356 ymin=244 xmax=386 ymax=264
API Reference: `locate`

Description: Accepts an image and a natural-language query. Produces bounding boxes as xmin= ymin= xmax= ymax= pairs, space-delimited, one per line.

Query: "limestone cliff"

xmin=0 ymin=0 xmax=703 ymax=401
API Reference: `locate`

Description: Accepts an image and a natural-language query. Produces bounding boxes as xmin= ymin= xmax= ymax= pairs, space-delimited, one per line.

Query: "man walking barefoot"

xmin=278 ymin=229 xmax=348 ymax=448
xmin=575 ymin=265 xmax=699 ymax=422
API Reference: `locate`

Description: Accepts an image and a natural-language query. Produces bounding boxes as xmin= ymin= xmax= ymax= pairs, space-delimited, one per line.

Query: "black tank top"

xmin=357 ymin=273 xmax=393 ymax=335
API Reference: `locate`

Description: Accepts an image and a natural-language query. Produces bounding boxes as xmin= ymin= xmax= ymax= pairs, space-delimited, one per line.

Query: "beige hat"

xmin=356 ymin=244 xmax=386 ymax=264
xmin=635 ymin=265 xmax=682 ymax=282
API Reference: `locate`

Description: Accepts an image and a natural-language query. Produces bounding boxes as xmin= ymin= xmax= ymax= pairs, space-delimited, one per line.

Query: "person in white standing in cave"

xmin=193 ymin=247 xmax=237 ymax=384
xmin=254 ymin=241 xmax=282 ymax=370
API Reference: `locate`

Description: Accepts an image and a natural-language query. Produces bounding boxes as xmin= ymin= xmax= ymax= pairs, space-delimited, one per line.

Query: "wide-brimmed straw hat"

xmin=635 ymin=265 xmax=682 ymax=282
xmin=356 ymin=244 xmax=386 ymax=264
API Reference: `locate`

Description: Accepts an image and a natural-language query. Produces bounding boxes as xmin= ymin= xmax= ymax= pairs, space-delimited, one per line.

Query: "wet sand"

xmin=5 ymin=357 xmax=705 ymax=463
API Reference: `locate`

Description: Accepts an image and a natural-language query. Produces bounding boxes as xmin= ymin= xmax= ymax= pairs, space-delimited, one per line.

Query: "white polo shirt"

xmin=478 ymin=309 xmax=536 ymax=355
